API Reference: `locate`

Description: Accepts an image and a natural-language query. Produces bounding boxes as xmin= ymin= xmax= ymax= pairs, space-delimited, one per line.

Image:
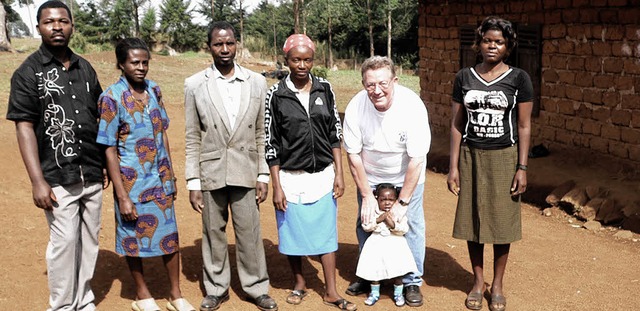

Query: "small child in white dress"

xmin=355 ymin=183 xmax=418 ymax=306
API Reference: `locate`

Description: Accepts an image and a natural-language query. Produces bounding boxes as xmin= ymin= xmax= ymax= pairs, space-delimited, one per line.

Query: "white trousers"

xmin=45 ymin=182 xmax=102 ymax=311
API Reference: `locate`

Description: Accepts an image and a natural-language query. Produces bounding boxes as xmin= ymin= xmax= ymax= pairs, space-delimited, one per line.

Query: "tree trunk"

xmin=293 ymin=0 xmax=300 ymax=34
xmin=387 ymin=0 xmax=391 ymax=58
xmin=211 ymin=0 xmax=215 ymax=20
xmin=327 ymin=0 xmax=333 ymax=68
xmin=0 ymin=4 xmax=13 ymax=52
xmin=239 ymin=0 xmax=244 ymax=49
xmin=272 ymin=4 xmax=277 ymax=61
xmin=132 ymin=1 xmax=140 ymax=37
xmin=301 ymin=0 xmax=306 ymax=35
xmin=367 ymin=0 xmax=374 ymax=57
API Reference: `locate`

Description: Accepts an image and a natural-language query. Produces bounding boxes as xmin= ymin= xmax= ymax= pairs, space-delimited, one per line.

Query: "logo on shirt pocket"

xmin=314 ymin=98 xmax=324 ymax=106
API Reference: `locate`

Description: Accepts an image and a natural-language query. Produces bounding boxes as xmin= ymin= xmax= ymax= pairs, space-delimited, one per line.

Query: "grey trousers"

xmin=201 ymin=186 xmax=270 ymax=299
xmin=45 ymin=182 xmax=102 ymax=311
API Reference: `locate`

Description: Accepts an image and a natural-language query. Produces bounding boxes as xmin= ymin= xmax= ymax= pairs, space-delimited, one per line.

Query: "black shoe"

xmin=345 ymin=279 xmax=370 ymax=296
xmin=200 ymin=292 xmax=229 ymax=311
xmin=254 ymin=294 xmax=278 ymax=311
xmin=404 ymin=285 xmax=423 ymax=307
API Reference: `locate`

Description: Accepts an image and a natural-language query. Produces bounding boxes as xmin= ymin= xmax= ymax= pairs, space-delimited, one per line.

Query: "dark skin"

xmin=370 ymin=188 xmax=404 ymax=287
xmin=447 ymin=28 xmax=532 ymax=311
xmin=270 ymin=44 xmax=352 ymax=309
xmin=16 ymin=8 xmax=108 ymax=211
xmin=189 ymin=27 xmax=268 ymax=213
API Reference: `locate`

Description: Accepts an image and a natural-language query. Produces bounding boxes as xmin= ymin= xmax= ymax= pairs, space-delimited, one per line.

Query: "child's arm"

xmin=390 ymin=214 xmax=409 ymax=235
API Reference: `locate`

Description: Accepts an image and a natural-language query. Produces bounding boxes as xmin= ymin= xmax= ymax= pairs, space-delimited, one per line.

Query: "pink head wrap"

xmin=282 ymin=34 xmax=316 ymax=55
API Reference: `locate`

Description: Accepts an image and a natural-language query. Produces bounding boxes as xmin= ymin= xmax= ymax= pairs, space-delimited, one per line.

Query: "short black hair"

xmin=473 ymin=16 xmax=517 ymax=57
xmin=115 ymin=38 xmax=150 ymax=69
xmin=37 ymin=1 xmax=72 ymax=24
xmin=374 ymin=183 xmax=398 ymax=197
xmin=207 ymin=21 xmax=236 ymax=46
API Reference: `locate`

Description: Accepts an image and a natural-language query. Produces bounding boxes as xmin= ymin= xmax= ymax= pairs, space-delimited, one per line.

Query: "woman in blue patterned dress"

xmin=97 ymin=38 xmax=194 ymax=311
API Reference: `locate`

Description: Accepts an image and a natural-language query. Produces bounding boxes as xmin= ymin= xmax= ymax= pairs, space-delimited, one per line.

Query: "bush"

xmin=311 ymin=66 xmax=328 ymax=79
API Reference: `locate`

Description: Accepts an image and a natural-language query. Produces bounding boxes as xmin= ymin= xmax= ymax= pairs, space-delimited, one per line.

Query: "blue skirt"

xmin=276 ymin=192 xmax=338 ymax=256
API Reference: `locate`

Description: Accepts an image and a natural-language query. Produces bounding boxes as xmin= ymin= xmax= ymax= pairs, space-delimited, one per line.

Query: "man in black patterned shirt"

xmin=6 ymin=1 xmax=105 ymax=310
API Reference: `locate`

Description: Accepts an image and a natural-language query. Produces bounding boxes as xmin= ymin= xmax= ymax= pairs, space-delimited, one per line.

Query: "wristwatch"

xmin=398 ymin=199 xmax=410 ymax=206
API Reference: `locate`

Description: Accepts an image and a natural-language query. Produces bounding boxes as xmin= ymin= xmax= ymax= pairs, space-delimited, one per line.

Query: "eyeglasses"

xmin=364 ymin=80 xmax=393 ymax=91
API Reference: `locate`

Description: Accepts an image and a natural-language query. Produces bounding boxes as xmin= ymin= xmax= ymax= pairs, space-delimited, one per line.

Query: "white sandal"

xmin=167 ymin=298 xmax=196 ymax=311
xmin=131 ymin=298 xmax=160 ymax=311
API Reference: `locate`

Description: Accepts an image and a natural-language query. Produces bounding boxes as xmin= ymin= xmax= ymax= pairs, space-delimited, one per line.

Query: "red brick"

xmin=609 ymin=140 xmax=629 ymax=159
xmin=556 ymin=129 xmax=576 ymax=144
xmin=583 ymin=119 xmax=602 ymax=135
xmin=603 ymin=58 xmax=624 ymax=73
xmin=617 ymin=76 xmax=634 ymax=91
xmin=567 ymin=24 xmax=587 ymax=38
xmin=541 ymin=55 xmax=551 ymax=67
xmin=510 ymin=2 xmax=524 ymax=13
xmin=580 ymin=8 xmax=599 ymax=23
xmin=543 ymin=40 xmax=559 ymax=53
xmin=558 ymin=71 xmax=576 ymax=84
xmin=602 ymin=124 xmax=621 ymax=140
xmin=566 ymin=116 xmax=583 ymax=132
xmin=618 ymin=8 xmax=640 ymax=24
xmin=633 ymin=111 xmax=640 ymax=127
xmin=495 ymin=3 xmax=508 ymax=14
xmin=567 ymin=56 xmax=585 ymax=70
xmin=560 ymin=40 xmax=575 ymax=53
xmin=557 ymin=0 xmax=573 ymax=7
xmin=591 ymin=0 xmax=608 ymax=5
xmin=542 ymin=97 xmax=559 ymax=112
xmin=611 ymin=109 xmax=632 ymax=126
xmin=593 ymin=107 xmax=611 ymax=121
xmin=530 ymin=12 xmax=545 ymax=24
xmin=577 ymin=104 xmax=593 ymax=119
xmin=549 ymin=84 xmax=567 ymax=98
xmin=621 ymin=94 xmax=640 ymax=109
xmin=549 ymin=24 xmax=567 ymax=38
xmin=624 ymin=26 xmax=640 ymax=40
xmin=591 ymin=25 xmax=605 ymax=40
xmin=602 ymin=91 xmax=620 ymax=108
xmin=543 ymin=69 xmax=560 ymax=83
xmin=550 ymin=55 xmax=567 ymax=69
xmin=592 ymin=42 xmax=612 ymax=56
xmin=605 ymin=25 xmax=625 ymax=40
xmin=585 ymin=57 xmax=602 ymax=72
xmin=599 ymin=10 xmax=619 ymax=24
xmin=575 ymin=42 xmax=593 ymax=56
xmin=565 ymin=85 xmax=583 ymax=101
xmin=563 ymin=9 xmax=581 ymax=24
xmin=629 ymin=144 xmax=640 ymax=162
xmin=612 ymin=42 xmax=634 ymax=57
xmin=575 ymin=73 xmax=593 ymax=87
xmin=558 ymin=99 xmax=576 ymax=115
xmin=543 ymin=0 xmax=558 ymax=8
xmin=593 ymin=74 xmax=615 ymax=88
xmin=548 ymin=113 xmax=566 ymax=128
xmin=621 ymin=128 xmax=640 ymax=144
xmin=590 ymin=136 xmax=609 ymax=153
xmin=540 ymin=126 xmax=556 ymax=140
xmin=608 ymin=0 xmax=629 ymax=5
xmin=584 ymin=89 xmax=603 ymax=105
xmin=624 ymin=59 xmax=640 ymax=74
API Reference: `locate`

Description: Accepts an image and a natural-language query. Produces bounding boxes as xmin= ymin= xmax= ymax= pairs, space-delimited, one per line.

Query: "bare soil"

xmin=1 ymin=49 xmax=639 ymax=311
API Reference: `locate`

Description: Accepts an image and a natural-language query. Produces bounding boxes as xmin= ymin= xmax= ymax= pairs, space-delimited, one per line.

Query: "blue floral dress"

xmin=97 ymin=76 xmax=179 ymax=257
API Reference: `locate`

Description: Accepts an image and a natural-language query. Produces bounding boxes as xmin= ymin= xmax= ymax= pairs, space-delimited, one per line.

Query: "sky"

xmin=12 ymin=0 xmax=264 ymax=37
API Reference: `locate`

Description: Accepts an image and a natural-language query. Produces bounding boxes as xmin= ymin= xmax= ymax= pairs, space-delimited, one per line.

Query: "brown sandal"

xmin=286 ymin=289 xmax=308 ymax=305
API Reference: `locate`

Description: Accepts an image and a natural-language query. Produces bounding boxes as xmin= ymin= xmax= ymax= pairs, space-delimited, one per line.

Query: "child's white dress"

xmin=356 ymin=211 xmax=418 ymax=281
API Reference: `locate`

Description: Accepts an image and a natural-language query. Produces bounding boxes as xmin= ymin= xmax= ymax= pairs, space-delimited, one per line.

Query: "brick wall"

xmin=419 ymin=0 xmax=640 ymax=162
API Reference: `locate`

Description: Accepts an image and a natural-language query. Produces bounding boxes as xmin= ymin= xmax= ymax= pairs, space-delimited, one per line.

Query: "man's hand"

xmin=360 ymin=194 xmax=378 ymax=225
xmin=391 ymin=201 xmax=408 ymax=222
xmin=189 ymin=190 xmax=205 ymax=214
xmin=256 ymin=181 xmax=268 ymax=204
xmin=32 ymin=180 xmax=56 ymax=210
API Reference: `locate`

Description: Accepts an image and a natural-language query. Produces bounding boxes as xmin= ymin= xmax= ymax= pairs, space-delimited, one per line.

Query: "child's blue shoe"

xmin=394 ymin=293 xmax=405 ymax=306
xmin=364 ymin=293 xmax=379 ymax=306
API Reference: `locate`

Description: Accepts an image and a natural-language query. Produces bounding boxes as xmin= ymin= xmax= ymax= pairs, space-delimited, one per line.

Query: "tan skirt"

xmin=452 ymin=144 xmax=522 ymax=244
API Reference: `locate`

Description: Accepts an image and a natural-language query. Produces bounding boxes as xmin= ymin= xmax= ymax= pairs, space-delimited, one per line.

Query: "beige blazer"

xmin=184 ymin=64 xmax=269 ymax=191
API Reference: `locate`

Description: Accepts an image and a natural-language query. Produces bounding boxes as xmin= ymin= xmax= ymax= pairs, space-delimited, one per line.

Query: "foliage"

xmin=107 ymin=0 xmax=134 ymax=42
xmin=310 ymin=66 xmax=327 ymax=79
xmin=73 ymin=1 xmax=109 ymax=44
xmin=140 ymin=6 xmax=156 ymax=46
xmin=159 ymin=0 xmax=206 ymax=52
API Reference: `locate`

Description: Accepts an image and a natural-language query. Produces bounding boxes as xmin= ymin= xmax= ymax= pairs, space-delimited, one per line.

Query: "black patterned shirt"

xmin=7 ymin=45 xmax=104 ymax=186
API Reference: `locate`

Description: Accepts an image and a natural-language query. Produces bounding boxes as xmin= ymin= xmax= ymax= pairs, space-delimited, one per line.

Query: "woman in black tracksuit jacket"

xmin=264 ymin=34 xmax=356 ymax=310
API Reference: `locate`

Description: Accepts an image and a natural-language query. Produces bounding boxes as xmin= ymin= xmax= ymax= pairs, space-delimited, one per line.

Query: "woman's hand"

xmin=333 ymin=175 xmax=345 ymax=199
xmin=118 ymin=197 xmax=138 ymax=222
xmin=272 ymin=185 xmax=288 ymax=212
xmin=447 ymin=168 xmax=460 ymax=196
xmin=511 ymin=170 xmax=527 ymax=196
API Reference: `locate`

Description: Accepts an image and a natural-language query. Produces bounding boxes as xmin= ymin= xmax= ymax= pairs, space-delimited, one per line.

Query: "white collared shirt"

xmin=212 ymin=64 xmax=243 ymax=129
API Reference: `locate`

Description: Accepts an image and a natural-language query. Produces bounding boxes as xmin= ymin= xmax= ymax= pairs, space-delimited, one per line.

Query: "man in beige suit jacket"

xmin=184 ymin=22 xmax=277 ymax=311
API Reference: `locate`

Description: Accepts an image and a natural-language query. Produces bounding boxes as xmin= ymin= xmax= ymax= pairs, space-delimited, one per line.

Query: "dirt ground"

xmin=1 ymin=50 xmax=639 ymax=311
